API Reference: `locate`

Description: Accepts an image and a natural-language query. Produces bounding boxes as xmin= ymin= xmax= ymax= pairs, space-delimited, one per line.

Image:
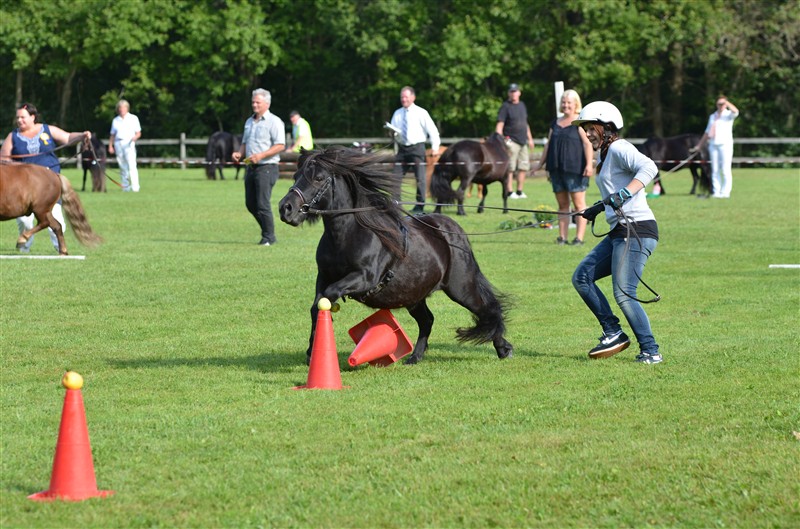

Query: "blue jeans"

xmin=572 ymin=236 xmax=659 ymax=355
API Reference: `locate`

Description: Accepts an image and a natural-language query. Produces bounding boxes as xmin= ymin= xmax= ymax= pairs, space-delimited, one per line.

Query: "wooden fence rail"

xmin=69 ymin=135 xmax=800 ymax=169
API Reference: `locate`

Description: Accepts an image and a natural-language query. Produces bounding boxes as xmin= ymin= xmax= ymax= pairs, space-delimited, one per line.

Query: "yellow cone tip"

xmin=318 ymin=298 xmax=332 ymax=311
xmin=62 ymin=371 xmax=84 ymax=390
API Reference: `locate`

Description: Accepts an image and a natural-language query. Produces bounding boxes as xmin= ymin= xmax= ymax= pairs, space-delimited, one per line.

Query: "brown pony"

xmin=430 ymin=132 xmax=510 ymax=215
xmin=0 ymin=163 xmax=102 ymax=255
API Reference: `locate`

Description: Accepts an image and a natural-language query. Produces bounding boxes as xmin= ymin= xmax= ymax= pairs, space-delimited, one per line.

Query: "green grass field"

xmin=1 ymin=165 xmax=798 ymax=528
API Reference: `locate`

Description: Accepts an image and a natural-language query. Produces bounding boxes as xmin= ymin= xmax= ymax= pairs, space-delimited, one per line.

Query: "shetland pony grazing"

xmin=0 ymin=163 xmax=102 ymax=255
xmin=430 ymin=132 xmax=510 ymax=215
xmin=205 ymin=131 xmax=242 ymax=180
xmin=278 ymin=148 xmax=513 ymax=365
xmin=637 ymin=134 xmax=711 ymax=195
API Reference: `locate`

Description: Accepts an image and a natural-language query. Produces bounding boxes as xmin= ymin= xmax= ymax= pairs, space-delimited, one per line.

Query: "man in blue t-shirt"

xmin=496 ymin=84 xmax=535 ymax=199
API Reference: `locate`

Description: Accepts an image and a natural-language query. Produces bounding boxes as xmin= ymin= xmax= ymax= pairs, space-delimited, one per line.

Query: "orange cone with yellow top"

xmin=29 ymin=371 xmax=114 ymax=502
xmin=347 ymin=309 xmax=413 ymax=367
xmin=294 ymin=298 xmax=345 ymax=389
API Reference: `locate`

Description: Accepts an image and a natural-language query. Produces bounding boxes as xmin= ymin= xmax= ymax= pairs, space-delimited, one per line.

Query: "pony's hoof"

xmin=497 ymin=344 xmax=513 ymax=359
xmin=403 ymin=355 xmax=420 ymax=365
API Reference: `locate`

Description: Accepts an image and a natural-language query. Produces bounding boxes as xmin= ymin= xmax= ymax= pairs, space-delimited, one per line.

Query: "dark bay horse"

xmin=205 ymin=131 xmax=242 ymax=180
xmin=81 ymin=133 xmax=107 ymax=192
xmin=0 ymin=163 xmax=103 ymax=255
xmin=430 ymin=132 xmax=510 ymax=215
xmin=637 ymin=134 xmax=711 ymax=195
xmin=278 ymin=148 xmax=513 ymax=365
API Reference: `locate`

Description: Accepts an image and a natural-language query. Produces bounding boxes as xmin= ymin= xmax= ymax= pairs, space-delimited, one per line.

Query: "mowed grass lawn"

xmin=1 ymin=164 xmax=798 ymax=529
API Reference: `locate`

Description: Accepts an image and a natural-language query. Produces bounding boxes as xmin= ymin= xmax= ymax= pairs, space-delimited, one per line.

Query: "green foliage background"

xmin=1 ymin=0 xmax=798 ymax=146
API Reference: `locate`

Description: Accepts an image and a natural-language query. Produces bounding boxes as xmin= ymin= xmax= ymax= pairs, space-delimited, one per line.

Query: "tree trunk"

xmin=15 ymin=70 xmax=23 ymax=107
xmin=650 ymin=76 xmax=663 ymax=137
xmin=669 ymin=44 xmax=685 ymax=134
xmin=59 ymin=66 xmax=77 ymax=128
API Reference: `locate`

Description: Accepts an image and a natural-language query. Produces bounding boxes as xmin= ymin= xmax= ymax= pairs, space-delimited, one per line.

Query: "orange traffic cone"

xmin=295 ymin=299 xmax=345 ymax=390
xmin=29 ymin=372 xmax=114 ymax=502
xmin=347 ymin=309 xmax=413 ymax=367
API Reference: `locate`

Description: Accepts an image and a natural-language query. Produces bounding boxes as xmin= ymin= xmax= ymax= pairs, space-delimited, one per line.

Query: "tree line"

xmin=1 ymin=0 xmax=797 ymax=154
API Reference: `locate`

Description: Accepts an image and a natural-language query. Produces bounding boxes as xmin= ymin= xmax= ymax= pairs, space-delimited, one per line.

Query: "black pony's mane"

xmin=297 ymin=147 xmax=407 ymax=257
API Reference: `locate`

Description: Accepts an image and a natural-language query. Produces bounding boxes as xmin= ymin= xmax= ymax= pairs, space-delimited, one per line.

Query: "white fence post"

xmin=180 ymin=132 xmax=187 ymax=170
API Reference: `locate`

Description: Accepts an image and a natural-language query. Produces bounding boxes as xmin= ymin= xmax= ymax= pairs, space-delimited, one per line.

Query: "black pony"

xmin=278 ymin=147 xmax=513 ymax=365
xmin=430 ymin=132 xmax=510 ymax=215
xmin=205 ymin=131 xmax=242 ymax=180
xmin=637 ymin=134 xmax=711 ymax=195
xmin=81 ymin=133 xmax=107 ymax=192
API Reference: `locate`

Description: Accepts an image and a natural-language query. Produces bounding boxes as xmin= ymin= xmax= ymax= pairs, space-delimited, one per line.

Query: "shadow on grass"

xmin=107 ymin=349 xmax=303 ymax=374
xmin=152 ymin=238 xmax=250 ymax=246
xmin=105 ymin=341 xmax=571 ymax=379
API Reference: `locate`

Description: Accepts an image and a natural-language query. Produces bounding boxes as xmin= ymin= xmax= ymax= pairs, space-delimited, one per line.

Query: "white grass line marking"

xmin=768 ymin=264 xmax=800 ymax=269
xmin=0 ymin=255 xmax=86 ymax=260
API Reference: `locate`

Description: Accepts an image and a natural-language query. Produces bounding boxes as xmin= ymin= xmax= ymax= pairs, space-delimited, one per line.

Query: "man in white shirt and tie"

xmin=390 ymin=86 xmax=441 ymax=213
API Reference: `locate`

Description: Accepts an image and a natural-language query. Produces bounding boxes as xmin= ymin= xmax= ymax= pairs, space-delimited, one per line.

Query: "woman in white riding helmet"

xmin=571 ymin=101 xmax=662 ymax=364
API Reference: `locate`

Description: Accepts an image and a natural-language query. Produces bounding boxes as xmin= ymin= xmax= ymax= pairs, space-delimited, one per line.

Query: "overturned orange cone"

xmin=295 ymin=298 xmax=345 ymax=390
xmin=29 ymin=372 xmax=114 ymax=502
xmin=348 ymin=309 xmax=413 ymax=367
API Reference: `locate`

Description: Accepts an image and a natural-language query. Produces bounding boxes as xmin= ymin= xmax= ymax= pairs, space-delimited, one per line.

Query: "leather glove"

xmin=581 ymin=201 xmax=605 ymax=221
xmin=603 ymin=188 xmax=632 ymax=209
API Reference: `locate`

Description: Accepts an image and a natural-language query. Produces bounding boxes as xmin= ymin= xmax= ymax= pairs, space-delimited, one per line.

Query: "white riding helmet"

xmin=572 ymin=101 xmax=624 ymax=130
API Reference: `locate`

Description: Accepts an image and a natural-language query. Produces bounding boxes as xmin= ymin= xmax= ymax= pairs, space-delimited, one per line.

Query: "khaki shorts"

xmin=507 ymin=141 xmax=530 ymax=172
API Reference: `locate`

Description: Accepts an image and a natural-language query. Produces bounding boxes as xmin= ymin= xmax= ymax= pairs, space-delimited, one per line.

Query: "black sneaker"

xmin=571 ymin=238 xmax=584 ymax=246
xmin=588 ymin=331 xmax=630 ymax=359
xmin=636 ymin=352 xmax=663 ymax=364
xmin=556 ymin=237 xmax=567 ymax=245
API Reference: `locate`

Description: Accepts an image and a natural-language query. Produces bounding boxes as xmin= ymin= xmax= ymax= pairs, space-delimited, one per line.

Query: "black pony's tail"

xmin=455 ymin=273 xmax=510 ymax=345
xmin=429 ymin=160 xmax=458 ymax=204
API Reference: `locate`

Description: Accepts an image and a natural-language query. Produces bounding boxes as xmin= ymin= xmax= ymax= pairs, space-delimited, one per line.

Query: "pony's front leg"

xmin=304 ymin=270 xmax=378 ymax=364
xmin=404 ymin=300 xmax=434 ymax=365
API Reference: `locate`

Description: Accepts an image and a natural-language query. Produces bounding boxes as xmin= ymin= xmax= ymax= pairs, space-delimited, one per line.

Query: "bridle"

xmin=288 ymin=164 xmax=387 ymax=215
xmin=288 ymin=169 xmax=334 ymax=215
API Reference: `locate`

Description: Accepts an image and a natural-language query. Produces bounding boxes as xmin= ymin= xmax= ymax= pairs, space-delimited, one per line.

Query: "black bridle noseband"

xmin=289 ymin=164 xmax=384 ymax=216
xmin=289 ymin=172 xmax=333 ymax=215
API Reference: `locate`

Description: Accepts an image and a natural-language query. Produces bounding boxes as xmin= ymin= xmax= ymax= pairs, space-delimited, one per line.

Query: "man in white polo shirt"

xmin=109 ymin=99 xmax=142 ymax=192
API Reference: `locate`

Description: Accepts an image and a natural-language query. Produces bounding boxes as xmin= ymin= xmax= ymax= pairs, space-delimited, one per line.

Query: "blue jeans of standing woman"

xmin=572 ymin=236 xmax=659 ymax=355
